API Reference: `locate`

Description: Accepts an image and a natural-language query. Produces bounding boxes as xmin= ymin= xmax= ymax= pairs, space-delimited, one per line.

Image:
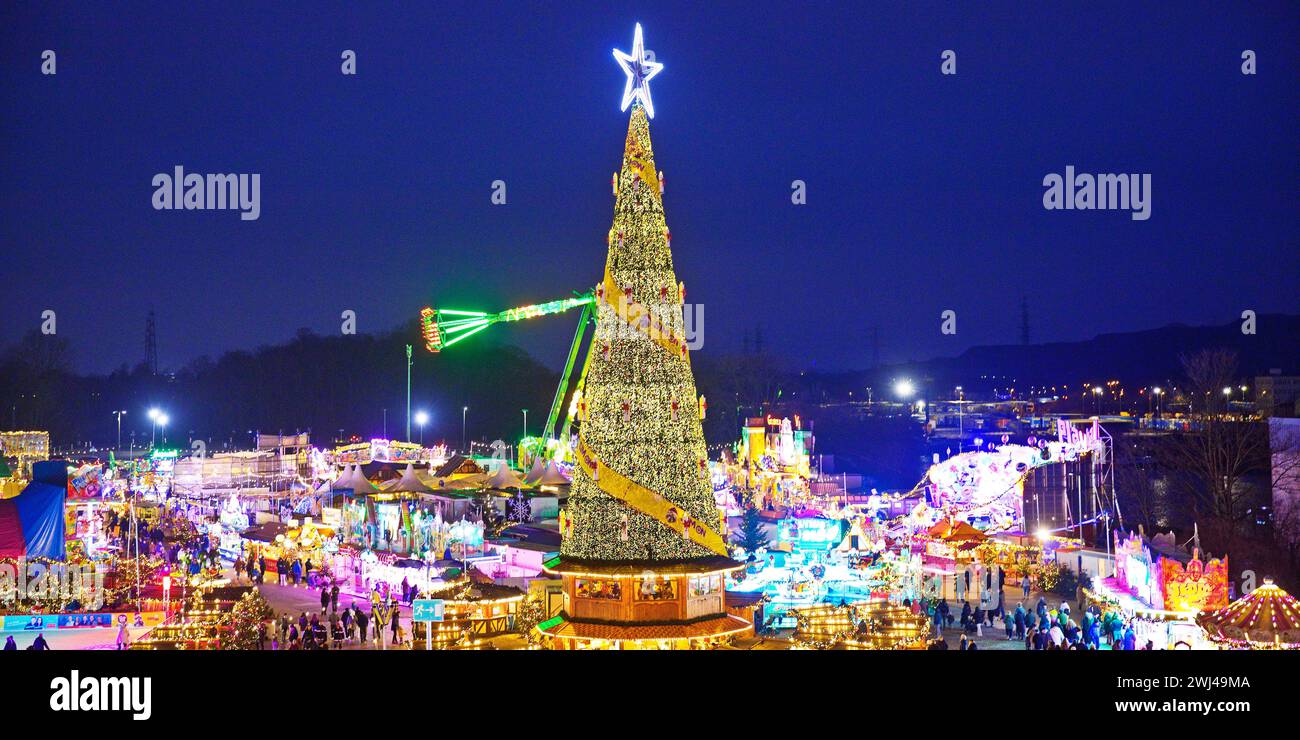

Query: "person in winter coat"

xmin=1123 ymin=624 xmax=1138 ymax=651
xmin=356 ymin=605 xmax=370 ymax=642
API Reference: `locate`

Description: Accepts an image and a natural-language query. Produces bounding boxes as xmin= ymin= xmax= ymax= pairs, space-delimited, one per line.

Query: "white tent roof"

xmin=535 ymin=460 xmax=571 ymax=486
xmin=416 ymin=470 xmax=485 ymax=492
xmin=523 ymin=456 xmax=547 ymax=484
xmin=337 ymin=463 xmax=378 ymax=494
xmin=483 ymin=462 xmax=529 ymax=490
xmin=387 ymin=463 xmax=433 ymax=493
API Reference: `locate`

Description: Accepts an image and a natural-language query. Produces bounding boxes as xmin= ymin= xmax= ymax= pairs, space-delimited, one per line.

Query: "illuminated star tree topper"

xmin=613 ymin=23 xmax=664 ymax=118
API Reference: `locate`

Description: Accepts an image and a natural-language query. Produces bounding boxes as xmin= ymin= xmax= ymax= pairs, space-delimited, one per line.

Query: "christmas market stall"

xmin=790 ymin=600 xmax=930 ymax=650
xmin=411 ymin=574 xmax=526 ymax=649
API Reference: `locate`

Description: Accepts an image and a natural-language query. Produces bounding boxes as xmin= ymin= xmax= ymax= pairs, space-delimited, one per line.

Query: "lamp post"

xmin=1092 ymin=385 xmax=1104 ymax=416
xmin=147 ymin=407 xmax=161 ymax=447
xmin=522 ymin=409 xmax=529 ymax=440
xmin=415 ymin=410 xmax=429 ymax=445
xmin=462 ymin=406 xmax=469 ymax=452
xmin=113 ymin=410 xmax=127 ymax=452
xmin=157 ymin=413 xmax=169 ymax=445
xmin=405 ymin=344 xmax=413 ymax=442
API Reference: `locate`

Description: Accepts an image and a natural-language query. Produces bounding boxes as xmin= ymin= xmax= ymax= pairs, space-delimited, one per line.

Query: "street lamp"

xmin=157 ymin=413 xmax=169 ymax=445
xmin=113 ymin=410 xmax=127 ymax=451
xmin=893 ymin=379 xmax=916 ymax=400
xmin=415 ymin=410 xmax=429 ymax=444
xmin=462 ymin=406 xmax=469 ymax=452
xmin=1092 ymin=385 xmax=1104 ymax=415
xmin=522 ymin=409 xmax=529 ymax=440
xmin=147 ymin=407 xmax=161 ymax=447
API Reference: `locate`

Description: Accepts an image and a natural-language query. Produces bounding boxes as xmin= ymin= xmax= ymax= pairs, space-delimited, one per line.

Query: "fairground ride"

xmin=419 ymin=292 xmax=595 ymax=459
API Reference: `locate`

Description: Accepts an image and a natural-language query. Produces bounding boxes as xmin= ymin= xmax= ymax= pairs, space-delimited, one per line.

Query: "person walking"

xmin=320 ymin=585 xmax=330 ymax=614
xmin=341 ymin=604 xmax=354 ymax=643
xmin=291 ymin=559 xmax=303 ymax=586
xmin=330 ymin=583 xmax=340 ymax=614
xmin=116 ymin=620 xmax=131 ymax=650
xmin=277 ymin=556 xmax=287 ymax=585
xmin=356 ymin=605 xmax=369 ymax=644
xmin=390 ymin=602 xmax=402 ymax=646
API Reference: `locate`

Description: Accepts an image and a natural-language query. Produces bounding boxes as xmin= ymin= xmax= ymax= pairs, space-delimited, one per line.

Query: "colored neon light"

xmin=613 ymin=23 xmax=663 ymax=118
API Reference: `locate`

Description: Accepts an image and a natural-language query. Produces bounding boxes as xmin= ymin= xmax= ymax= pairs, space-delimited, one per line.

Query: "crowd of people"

xmin=262 ymin=583 xmax=409 ymax=650
xmin=924 ymin=593 xmax=1151 ymax=651
xmin=230 ymin=551 xmax=323 ymax=588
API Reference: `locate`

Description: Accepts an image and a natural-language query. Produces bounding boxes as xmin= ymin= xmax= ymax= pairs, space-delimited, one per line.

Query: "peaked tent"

xmin=483 ymin=463 xmax=529 ymax=491
xmin=523 ymin=456 xmax=547 ymax=485
xmin=388 ymin=463 xmax=433 ymax=493
xmin=535 ymin=460 xmax=570 ymax=486
xmin=416 ymin=470 xmax=486 ymax=492
xmin=336 ymin=464 xmax=378 ymax=495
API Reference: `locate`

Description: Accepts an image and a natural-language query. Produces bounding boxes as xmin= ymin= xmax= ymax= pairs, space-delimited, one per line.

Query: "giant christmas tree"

xmin=540 ymin=25 xmax=748 ymax=648
xmin=560 ymin=33 xmax=726 ymax=566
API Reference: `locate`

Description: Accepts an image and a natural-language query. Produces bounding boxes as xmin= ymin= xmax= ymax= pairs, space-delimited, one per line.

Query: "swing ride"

xmin=419 ymin=291 xmax=596 ymax=457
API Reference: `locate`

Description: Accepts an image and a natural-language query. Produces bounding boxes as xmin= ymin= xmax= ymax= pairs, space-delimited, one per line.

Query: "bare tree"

xmin=1114 ymin=435 xmax=1168 ymax=532
xmin=1159 ymin=349 xmax=1271 ymax=543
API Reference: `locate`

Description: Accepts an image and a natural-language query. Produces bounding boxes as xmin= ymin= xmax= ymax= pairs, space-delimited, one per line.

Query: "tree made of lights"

xmin=559 ymin=101 xmax=718 ymax=563
xmin=533 ymin=25 xmax=749 ymax=650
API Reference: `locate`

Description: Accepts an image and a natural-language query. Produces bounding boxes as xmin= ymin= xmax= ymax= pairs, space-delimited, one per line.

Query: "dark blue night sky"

xmin=2 ymin=1 xmax=1296 ymax=373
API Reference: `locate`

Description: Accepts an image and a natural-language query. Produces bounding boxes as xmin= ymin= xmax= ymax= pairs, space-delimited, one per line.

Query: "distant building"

xmin=1256 ymin=374 xmax=1300 ymax=418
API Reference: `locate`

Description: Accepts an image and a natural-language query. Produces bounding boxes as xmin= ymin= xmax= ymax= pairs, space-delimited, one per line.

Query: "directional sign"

xmin=412 ymin=599 xmax=445 ymax=623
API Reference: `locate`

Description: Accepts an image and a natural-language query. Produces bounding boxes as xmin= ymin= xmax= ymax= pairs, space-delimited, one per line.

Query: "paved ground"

xmin=233 ymin=570 xmax=522 ymax=650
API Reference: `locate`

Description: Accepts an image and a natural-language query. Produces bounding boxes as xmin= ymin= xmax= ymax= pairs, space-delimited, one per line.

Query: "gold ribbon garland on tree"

xmin=574 ymin=435 xmax=727 ymax=557
xmin=598 ymin=267 xmax=692 ymax=361
xmin=577 ymin=258 xmax=723 ymax=556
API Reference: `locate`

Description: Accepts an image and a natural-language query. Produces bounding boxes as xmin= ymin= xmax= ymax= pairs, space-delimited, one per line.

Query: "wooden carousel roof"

xmin=925 ymin=519 xmax=987 ymax=543
xmin=1196 ymin=580 xmax=1300 ymax=648
xmin=537 ymin=614 xmax=751 ymax=643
